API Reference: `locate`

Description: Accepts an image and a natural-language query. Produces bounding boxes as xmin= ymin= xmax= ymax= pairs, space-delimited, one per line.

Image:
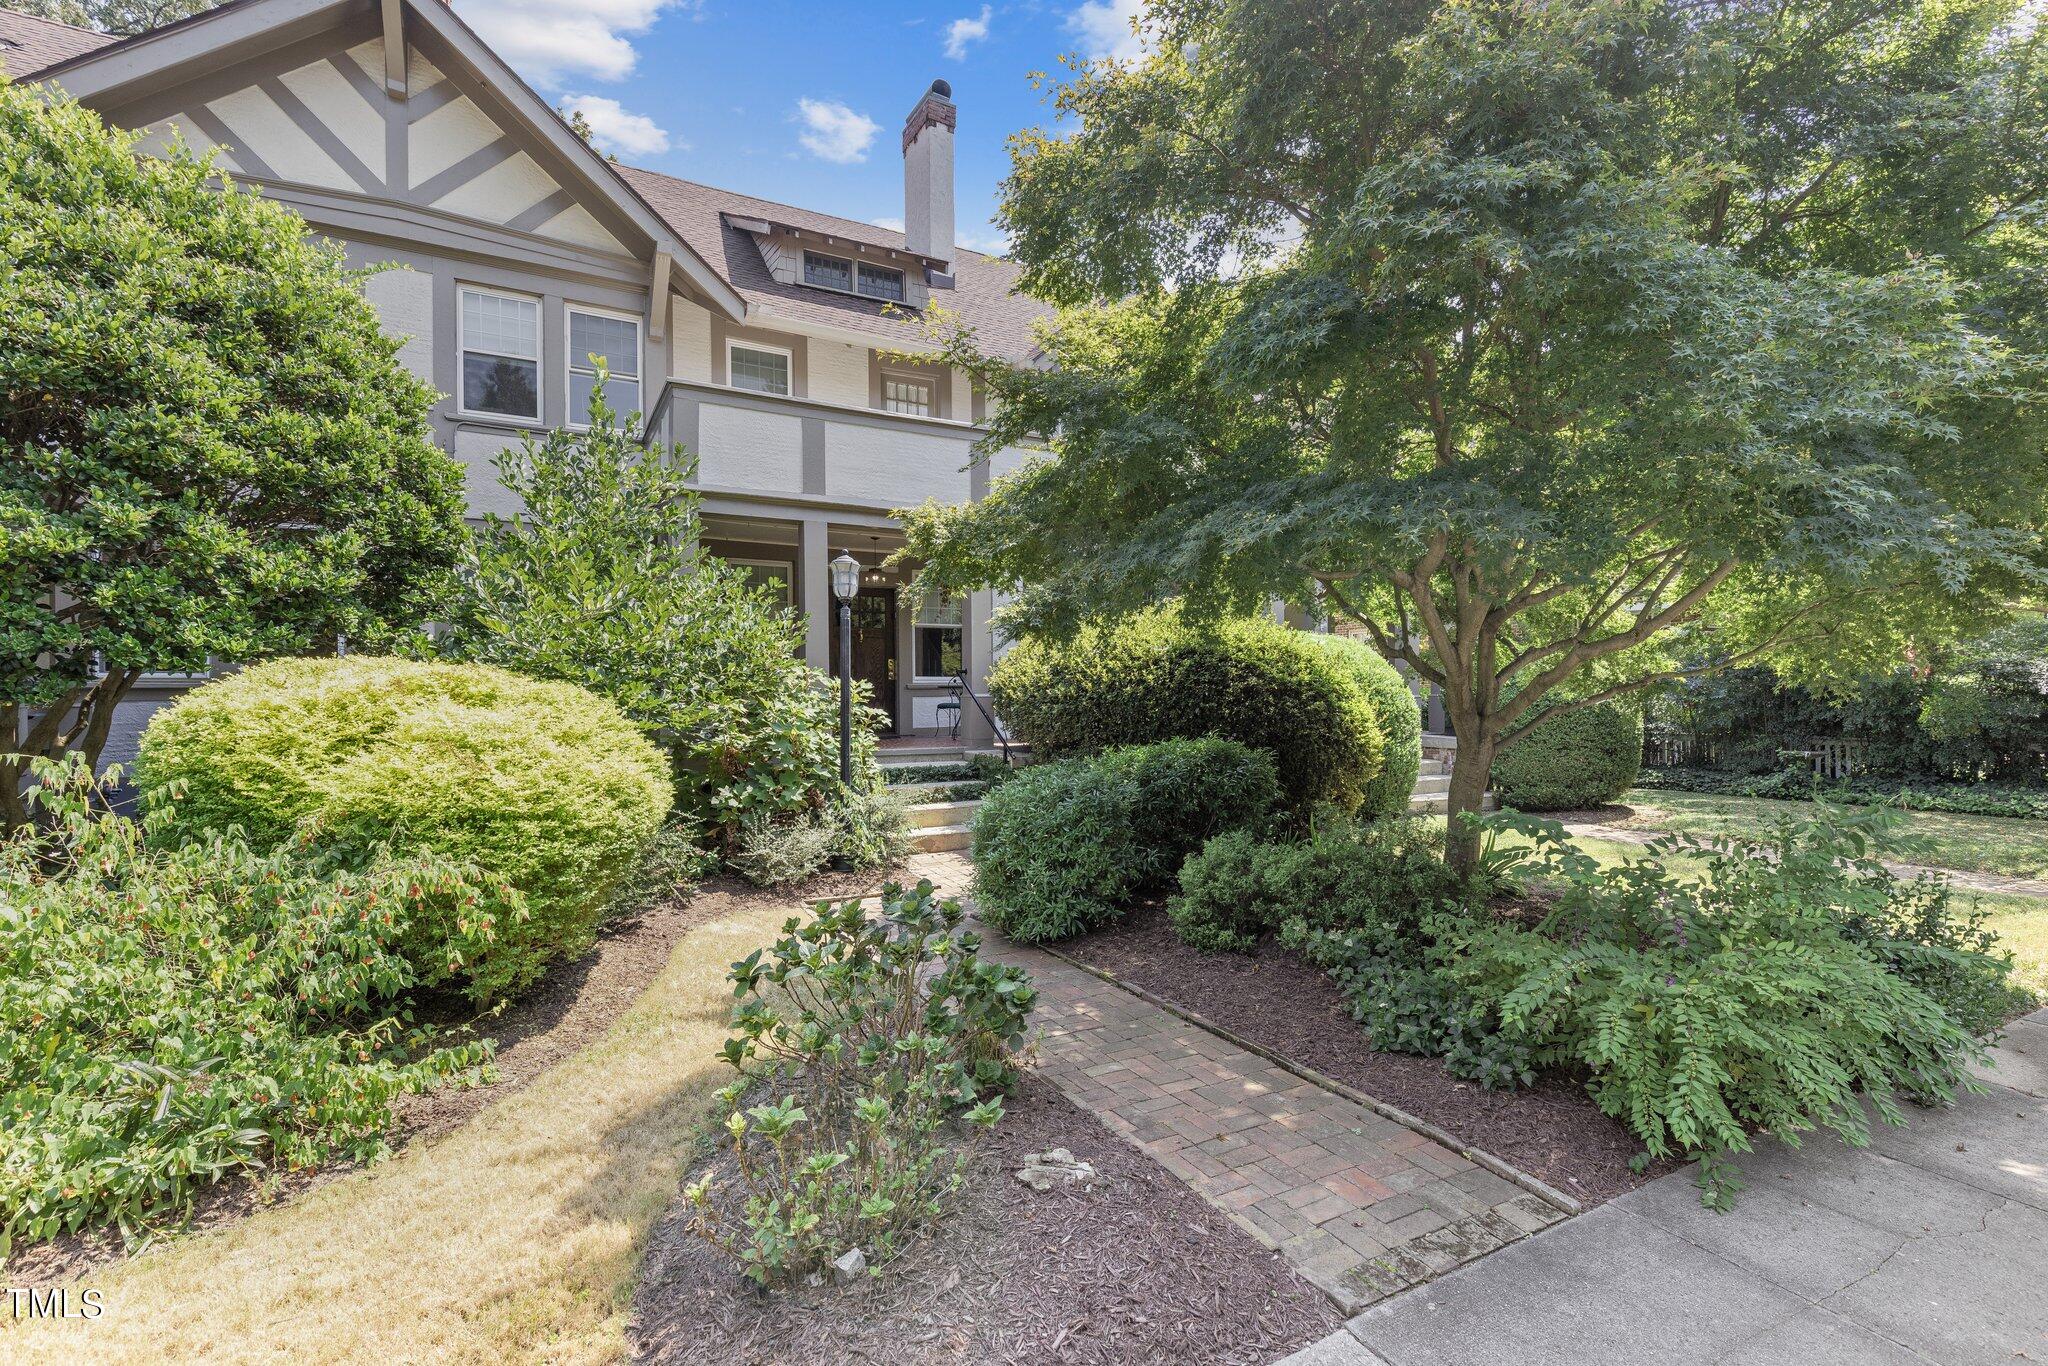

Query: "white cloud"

xmin=455 ymin=0 xmax=691 ymax=86
xmin=1067 ymin=0 xmax=1149 ymax=61
xmin=944 ymin=5 xmax=992 ymax=59
xmin=870 ymin=215 xmax=907 ymax=232
xmin=959 ymin=228 xmax=1011 ymax=257
xmin=795 ymin=98 xmax=880 ymax=164
xmin=560 ymin=94 xmax=674 ymax=157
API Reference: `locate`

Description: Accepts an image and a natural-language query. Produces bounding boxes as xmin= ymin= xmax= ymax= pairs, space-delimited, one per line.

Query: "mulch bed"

xmin=1061 ymin=902 xmax=1677 ymax=1207
xmin=628 ymin=1074 xmax=1342 ymax=1365
xmin=4 ymin=867 xmax=892 ymax=1287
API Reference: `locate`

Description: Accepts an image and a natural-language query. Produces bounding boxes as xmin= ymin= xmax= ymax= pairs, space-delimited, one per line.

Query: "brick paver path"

xmin=900 ymin=853 xmax=1568 ymax=1311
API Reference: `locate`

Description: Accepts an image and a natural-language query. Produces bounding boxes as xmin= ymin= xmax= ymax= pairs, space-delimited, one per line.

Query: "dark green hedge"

xmin=1492 ymin=702 xmax=1643 ymax=811
xmin=972 ymin=738 xmax=1279 ymax=942
xmin=989 ymin=611 xmax=1393 ymax=816
xmin=1638 ymin=767 xmax=2048 ymax=820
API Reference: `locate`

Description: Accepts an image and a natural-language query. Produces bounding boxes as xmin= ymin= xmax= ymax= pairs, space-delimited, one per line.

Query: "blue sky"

xmin=451 ymin=0 xmax=1148 ymax=253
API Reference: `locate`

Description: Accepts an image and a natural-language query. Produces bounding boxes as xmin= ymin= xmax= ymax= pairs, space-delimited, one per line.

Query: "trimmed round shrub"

xmin=988 ymin=610 xmax=1388 ymax=816
xmin=1491 ymin=701 xmax=1644 ymax=811
xmin=1303 ymin=634 xmax=1421 ymax=816
xmin=972 ymin=738 xmax=1278 ymax=943
xmin=134 ymin=656 xmax=673 ymax=998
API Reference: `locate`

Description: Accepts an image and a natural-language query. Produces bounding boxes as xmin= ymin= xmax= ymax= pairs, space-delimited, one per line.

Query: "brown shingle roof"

xmin=0 ymin=7 xmax=114 ymax=77
xmin=617 ymin=165 xmax=1050 ymax=366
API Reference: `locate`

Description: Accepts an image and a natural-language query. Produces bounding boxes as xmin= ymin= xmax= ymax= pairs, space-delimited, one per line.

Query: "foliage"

xmin=133 ymin=656 xmax=672 ymax=1000
xmin=1491 ymin=702 xmax=1644 ymax=812
xmin=900 ymin=0 xmax=2048 ymax=872
xmin=1919 ymin=617 xmax=2048 ymax=785
xmin=0 ymin=83 xmax=466 ymax=831
xmin=970 ymin=760 xmax=1139 ymax=942
xmin=1638 ymin=768 xmax=2048 ymax=821
xmin=10 ymin=0 xmax=223 ymax=37
xmin=1307 ymin=634 xmax=1422 ymax=817
xmin=1170 ymin=813 xmax=1459 ymax=954
xmin=1650 ymin=615 xmax=2048 ymax=784
xmin=879 ymin=754 xmax=1015 ymax=788
xmin=437 ymin=387 xmax=884 ymax=850
xmin=0 ymin=759 xmax=495 ymax=1254
xmin=684 ymin=883 xmax=1034 ymax=1283
xmin=726 ymin=790 xmax=913 ymax=888
xmin=602 ymin=818 xmax=719 ymax=920
xmin=1443 ymin=813 xmax=1999 ymax=1206
xmin=987 ymin=610 xmax=1386 ymax=815
xmin=973 ymin=741 xmax=1277 ymax=942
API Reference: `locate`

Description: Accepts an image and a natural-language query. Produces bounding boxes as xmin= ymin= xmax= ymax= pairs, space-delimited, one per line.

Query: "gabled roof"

xmin=0 ymin=2 xmax=1051 ymax=361
xmin=620 ymin=167 xmax=1050 ymax=365
xmin=0 ymin=8 xmax=112 ymax=76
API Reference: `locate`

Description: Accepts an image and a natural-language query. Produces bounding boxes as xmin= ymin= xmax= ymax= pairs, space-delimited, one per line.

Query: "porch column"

xmin=799 ymin=517 xmax=831 ymax=671
xmin=960 ymin=587 xmax=996 ymax=745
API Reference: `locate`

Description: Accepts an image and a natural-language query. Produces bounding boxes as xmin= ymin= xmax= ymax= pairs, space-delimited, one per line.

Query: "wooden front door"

xmin=830 ymin=587 xmax=898 ymax=734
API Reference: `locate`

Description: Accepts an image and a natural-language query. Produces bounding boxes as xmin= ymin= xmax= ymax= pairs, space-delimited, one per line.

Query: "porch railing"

xmin=953 ymin=673 xmax=1015 ymax=767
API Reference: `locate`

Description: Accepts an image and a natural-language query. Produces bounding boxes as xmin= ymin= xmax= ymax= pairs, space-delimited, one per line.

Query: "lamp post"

xmin=829 ymin=551 xmax=862 ymax=786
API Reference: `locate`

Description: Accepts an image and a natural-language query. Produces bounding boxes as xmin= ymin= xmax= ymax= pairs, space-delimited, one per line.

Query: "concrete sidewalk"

xmin=1282 ymin=1009 xmax=2048 ymax=1366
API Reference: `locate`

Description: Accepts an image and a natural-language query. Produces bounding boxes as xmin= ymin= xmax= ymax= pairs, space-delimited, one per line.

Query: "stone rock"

xmin=1015 ymin=1146 xmax=1099 ymax=1192
xmin=832 ymin=1246 xmax=867 ymax=1283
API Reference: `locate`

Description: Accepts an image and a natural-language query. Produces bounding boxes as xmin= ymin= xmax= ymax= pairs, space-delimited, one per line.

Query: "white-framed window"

xmin=857 ymin=261 xmax=906 ymax=301
xmin=459 ymin=286 xmax=541 ymax=422
xmin=880 ymin=373 xmax=934 ymax=417
xmin=803 ymin=250 xmax=853 ymax=291
xmin=912 ymin=592 xmax=964 ymax=683
xmin=727 ymin=340 xmax=793 ymax=396
xmin=731 ymin=558 xmax=794 ymax=606
xmin=567 ymin=306 xmax=641 ymax=426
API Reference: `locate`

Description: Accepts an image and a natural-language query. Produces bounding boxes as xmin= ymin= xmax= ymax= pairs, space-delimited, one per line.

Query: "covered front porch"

xmin=699 ymin=509 xmax=996 ymax=743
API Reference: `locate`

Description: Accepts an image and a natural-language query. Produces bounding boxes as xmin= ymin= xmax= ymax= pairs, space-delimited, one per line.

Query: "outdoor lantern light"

xmin=829 ymin=552 xmax=861 ymax=792
xmin=829 ymin=552 xmax=862 ymax=604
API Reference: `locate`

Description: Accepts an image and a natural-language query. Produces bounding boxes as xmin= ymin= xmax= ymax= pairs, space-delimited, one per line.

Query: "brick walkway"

xmin=900 ymin=854 xmax=1568 ymax=1311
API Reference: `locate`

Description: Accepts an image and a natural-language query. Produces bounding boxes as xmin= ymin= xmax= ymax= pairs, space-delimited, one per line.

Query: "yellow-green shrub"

xmin=134 ymin=657 xmax=672 ymax=998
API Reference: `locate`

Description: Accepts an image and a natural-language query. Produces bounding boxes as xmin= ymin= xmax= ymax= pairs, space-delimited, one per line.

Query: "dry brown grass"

xmin=2 ymin=903 xmax=784 ymax=1365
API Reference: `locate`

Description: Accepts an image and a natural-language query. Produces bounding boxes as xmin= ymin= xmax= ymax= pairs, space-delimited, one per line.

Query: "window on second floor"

xmin=568 ymin=307 xmax=641 ymax=426
xmin=460 ymin=286 xmax=540 ymax=421
xmin=728 ymin=341 xmax=792 ymax=396
xmin=880 ymin=373 xmax=934 ymax=417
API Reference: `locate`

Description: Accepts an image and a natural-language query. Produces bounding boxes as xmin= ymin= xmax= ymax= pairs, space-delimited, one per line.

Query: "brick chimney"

xmin=902 ymin=78 xmax=956 ymax=271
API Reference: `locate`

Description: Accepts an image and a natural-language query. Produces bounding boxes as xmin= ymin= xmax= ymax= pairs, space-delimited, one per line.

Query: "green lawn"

xmin=1609 ymin=789 xmax=2048 ymax=881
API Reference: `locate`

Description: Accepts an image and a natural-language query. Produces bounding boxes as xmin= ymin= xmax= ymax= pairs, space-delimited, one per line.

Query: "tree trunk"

xmin=1442 ymin=721 xmax=1495 ymax=876
xmin=2 ymin=671 xmax=140 ymax=837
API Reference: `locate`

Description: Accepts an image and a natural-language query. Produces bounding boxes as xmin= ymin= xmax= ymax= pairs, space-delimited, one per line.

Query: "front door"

xmin=831 ymin=587 xmax=898 ymax=734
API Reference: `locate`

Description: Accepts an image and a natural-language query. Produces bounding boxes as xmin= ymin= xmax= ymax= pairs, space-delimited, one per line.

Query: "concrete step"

xmin=907 ymin=799 xmax=979 ymax=830
xmin=888 ymin=779 xmax=964 ymax=799
xmin=1412 ymin=773 xmax=1451 ymax=795
xmin=912 ymin=823 xmax=975 ymax=853
xmin=1407 ymin=792 xmax=1498 ymax=815
xmin=1418 ymin=759 xmax=1449 ymax=777
xmin=879 ymin=746 xmax=969 ymax=768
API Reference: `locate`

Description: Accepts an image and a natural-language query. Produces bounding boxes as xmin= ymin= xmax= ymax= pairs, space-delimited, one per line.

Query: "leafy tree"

xmin=0 ymin=83 xmax=466 ymax=833
xmin=10 ymin=0 xmax=223 ymax=37
xmin=901 ymin=0 xmax=2048 ymax=869
xmin=438 ymin=385 xmax=878 ymax=845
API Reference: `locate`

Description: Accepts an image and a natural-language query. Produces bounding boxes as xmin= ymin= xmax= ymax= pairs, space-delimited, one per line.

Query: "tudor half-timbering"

xmin=0 ymin=0 xmax=1049 ymax=754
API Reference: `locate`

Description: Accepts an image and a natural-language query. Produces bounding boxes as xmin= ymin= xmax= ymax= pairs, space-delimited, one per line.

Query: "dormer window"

xmin=802 ymin=248 xmax=910 ymax=302
xmin=857 ymin=262 xmax=905 ymax=302
xmin=803 ymin=251 xmax=852 ymax=291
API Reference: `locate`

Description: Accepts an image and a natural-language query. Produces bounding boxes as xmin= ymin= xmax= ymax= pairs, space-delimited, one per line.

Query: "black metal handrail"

xmin=952 ymin=672 xmax=1014 ymax=766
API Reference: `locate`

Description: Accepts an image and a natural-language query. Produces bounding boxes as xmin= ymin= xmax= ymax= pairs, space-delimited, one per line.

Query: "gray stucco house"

xmin=1 ymin=0 xmax=1050 ymax=759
